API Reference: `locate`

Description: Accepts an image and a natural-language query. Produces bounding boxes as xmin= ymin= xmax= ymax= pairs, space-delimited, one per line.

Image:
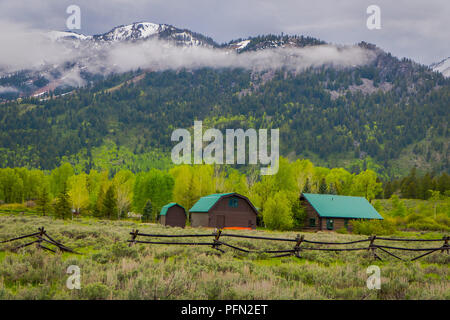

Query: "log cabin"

xmin=300 ymin=193 xmax=383 ymax=232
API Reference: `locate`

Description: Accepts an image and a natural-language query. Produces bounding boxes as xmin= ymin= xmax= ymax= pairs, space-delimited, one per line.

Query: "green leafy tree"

xmin=113 ymin=170 xmax=135 ymax=219
xmin=429 ymin=190 xmax=441 ymax=219
xmin=351 ymin=170 xmax=382 ymax=201
xmin=50 ymin=163 xmax=74 ymax=198
xmin=134 ymin=169 xmax=174 ymax=215
xmin=325 ymin=168 xmax=352 ymax=195
xmin=67 ymin=173 xmax=90 ymax=216
xmin=263 ymin=192 xmax=293 ymax=230
xmin=0 ymin=168 xmax=24 ymax=203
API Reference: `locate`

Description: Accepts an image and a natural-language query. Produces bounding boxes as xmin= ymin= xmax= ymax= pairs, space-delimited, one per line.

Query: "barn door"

xmin=216 ymin=215 xmax=225 ymax=229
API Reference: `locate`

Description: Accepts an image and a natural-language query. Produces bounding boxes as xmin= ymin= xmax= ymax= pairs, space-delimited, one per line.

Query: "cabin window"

xmin=228 ymin=197 xmax=238 ymax=208
xmin=326 ymin=219 xmax=334 ymax=230
xmin=344 ymin=219 xmax=349 ymax=229
xmin=309 ymin=218 xmax=316 ymax=227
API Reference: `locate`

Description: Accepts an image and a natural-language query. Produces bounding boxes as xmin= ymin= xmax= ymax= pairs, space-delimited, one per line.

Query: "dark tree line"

xmin=383 ymin=168 xmax=450 ymax=200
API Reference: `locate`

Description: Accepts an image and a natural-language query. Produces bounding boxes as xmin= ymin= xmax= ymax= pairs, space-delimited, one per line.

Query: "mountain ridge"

xmin=0 ymin=22 xmax=448 ymax=177
xmin=1 ymin=21 xmax=446 ymax=101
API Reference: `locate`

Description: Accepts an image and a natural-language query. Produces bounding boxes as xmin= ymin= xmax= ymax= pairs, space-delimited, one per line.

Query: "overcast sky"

xmin=0 ymin=0 xmax=448 ymax=65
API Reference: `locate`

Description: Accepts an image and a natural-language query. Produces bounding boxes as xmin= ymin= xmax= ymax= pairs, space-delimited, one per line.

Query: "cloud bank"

xmin=0 ymin=21 xmax=376 ymax=88
xmin=105 ymin=40 xmax=375 ymax=74
xmin=0 ymin=21 xmax=83 ymax=74
xmin=0 ymin=0 xmax=448 ymax=65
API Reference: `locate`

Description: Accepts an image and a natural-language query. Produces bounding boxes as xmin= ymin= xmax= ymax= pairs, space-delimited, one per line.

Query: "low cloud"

xmin=0 ymin=21 xmax=376 ymax=88
xmin=104 ymin=40 xmax=375 ymax=74
xmin=0 ymin=86 xmax=18 ymax=93
xmin=0 ymin=21 xmax=82 ymax=75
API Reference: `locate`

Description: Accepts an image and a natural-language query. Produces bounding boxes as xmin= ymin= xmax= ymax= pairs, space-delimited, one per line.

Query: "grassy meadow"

xmin=0 ymin=212 xmax=449 ymax=300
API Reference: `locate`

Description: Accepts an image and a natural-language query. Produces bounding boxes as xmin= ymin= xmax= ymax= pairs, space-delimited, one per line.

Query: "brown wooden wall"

xmin=320 ymin=217 xmax=345 ymax=231
xmin=190 ymin=194 xmax=257 ymax=229
xmin=208 ymin=195 xmax=257 ymax=229
xmin=300 ymin=197 xmax=353 ymax=232
xmin=190 ymin=212 xmax=209 ymax=228
xmin=301 ymin=199 xmax=321 ymax=231
xmin=162 ymin=205 xmax=186 ymax=228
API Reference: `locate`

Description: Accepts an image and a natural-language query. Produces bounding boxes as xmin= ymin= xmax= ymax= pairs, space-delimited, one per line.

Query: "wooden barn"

xmin=300 ymin=193 xmax=383 ymax=232
xmin=189 ymin=193 xmax=258 ymax=229
xmin=159 ymin=203 xmax=187 ymax=228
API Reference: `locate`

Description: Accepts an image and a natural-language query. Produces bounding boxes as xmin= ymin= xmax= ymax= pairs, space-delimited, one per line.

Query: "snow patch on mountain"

xmin=431 ymin=57 xmax=450 ymax=77
xmin=235 ymin=40 xmax=250 ymax=50
xmin=47 ymin=31 xmax=92 ymax=41
xmin=94 ymin=22 xmax=167 ymax=41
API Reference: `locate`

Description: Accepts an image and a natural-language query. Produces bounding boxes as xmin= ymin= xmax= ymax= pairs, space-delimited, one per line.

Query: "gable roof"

xmin=301 ymin=193 xmax=383 ymax=220
xmin=189 ymin=193 xmax=235 ymax=212
xmin=160 ymin=202 xmax=185 ymax=216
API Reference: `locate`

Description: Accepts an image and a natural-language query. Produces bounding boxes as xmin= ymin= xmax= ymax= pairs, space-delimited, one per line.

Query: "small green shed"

xmin=159 ymin=203 xmax=186 ymax=228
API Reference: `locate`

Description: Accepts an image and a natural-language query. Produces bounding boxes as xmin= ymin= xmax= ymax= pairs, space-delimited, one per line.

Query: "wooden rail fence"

xmin=1 ymin=227 xmax=448 ymax=261
xmin=0 ymin=227 xmax=78 ymax=254
xmin=128 ymin=229 xmax=450 ymax=261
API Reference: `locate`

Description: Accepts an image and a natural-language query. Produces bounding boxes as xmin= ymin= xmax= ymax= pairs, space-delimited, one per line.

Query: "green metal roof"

xmin=302 ymin=193 xmax=383 ymax=220
xmin=189 ymin=193 xmax=235 ymax=212
xmin=160 ymin=202 xmax=185 ymax=216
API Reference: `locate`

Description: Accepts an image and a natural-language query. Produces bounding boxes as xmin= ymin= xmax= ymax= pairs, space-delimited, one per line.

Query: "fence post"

xmin=442 ymin=236 xmax=449 ymax=254
xmin=294 ymin=234 xmax=304 ymax=258
xmin=212 ymin=228 xmax=224 ymax=253
xmin=129 ymin=229 xmax=139 ymax=247
xmin=36 ymin=227 xmax=45 ymax=249
xmin=368 ymin=235 xmax=381 ymax=261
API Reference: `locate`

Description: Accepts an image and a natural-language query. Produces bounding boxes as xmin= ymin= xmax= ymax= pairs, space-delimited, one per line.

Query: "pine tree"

xmin=383 ymin=181 xmax=393 ymax=199
xmin=292 ymin=199 xmax=307 ymax=229
xmin=102 ymin=186 xmax=117 ymax=219
xmin=93 ymin=187 xmax=104 ymax=218
xmin=319 ymin=178 xmax=328 ymax=194
xmin=328 ymin=183 xmax=337 ymax=195
xmin=53 ymin=183 xmax=71 ymax=220
xmin=302 ymin=178 xmax=311 ymax=193
xmin=142 ymin=200 xmax=153 ymax=222
xmin=420 ymin=173 xmax=433 ymax=200
xmin=36 ymin=185 xmax=51 ymax=216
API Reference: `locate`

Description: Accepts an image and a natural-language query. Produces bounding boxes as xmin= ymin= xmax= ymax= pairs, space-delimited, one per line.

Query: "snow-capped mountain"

xmin=94 ymin=22 xmax=166 ymax=42
xmin=52 ymin=22 xmax=216 ymax=47
xmin=431 ymin=57 xmax=450 ymax=77
xmin=0 ymin=22 xmax=222 ymax=100
xmin=0 ymin=21 xmax=441 ymax=102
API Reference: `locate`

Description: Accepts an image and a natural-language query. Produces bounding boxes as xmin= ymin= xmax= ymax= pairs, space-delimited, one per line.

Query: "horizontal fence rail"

xmin=1 ymin=227 xmax=448 ymax=262
xmin=128 ymin=229 xmax=450 ymax=261
xmin=0 ymin=227 xmax=79 ymax=254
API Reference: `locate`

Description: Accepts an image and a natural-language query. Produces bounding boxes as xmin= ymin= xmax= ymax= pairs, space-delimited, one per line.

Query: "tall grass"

xmin=0 ymin=214 xmax=448 ymax=300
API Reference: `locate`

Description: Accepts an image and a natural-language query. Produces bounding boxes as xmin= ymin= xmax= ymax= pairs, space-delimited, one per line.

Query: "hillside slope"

xmin=0 ymin=26 xmax=448 ymax=177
